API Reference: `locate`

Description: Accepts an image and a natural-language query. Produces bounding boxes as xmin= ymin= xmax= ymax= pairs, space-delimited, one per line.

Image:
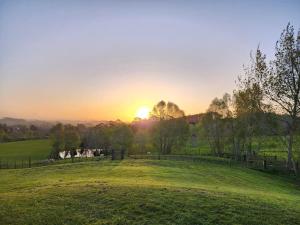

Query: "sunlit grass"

xmin=0 ymin=159 xmax=299 ymax=224
xmin=0 ymin=139 xmax=51 ymax=160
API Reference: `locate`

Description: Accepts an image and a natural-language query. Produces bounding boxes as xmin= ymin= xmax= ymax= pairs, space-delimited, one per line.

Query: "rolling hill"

xmin=0 ymin=159 xmax=299 ymax=225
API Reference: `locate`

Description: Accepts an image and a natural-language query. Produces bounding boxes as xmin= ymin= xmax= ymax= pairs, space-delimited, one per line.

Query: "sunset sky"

xmin=0 ymin=0 xmax=299 ymax=121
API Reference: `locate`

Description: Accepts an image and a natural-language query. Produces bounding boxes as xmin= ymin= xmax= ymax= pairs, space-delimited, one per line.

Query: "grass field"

xmin=0 ymin=159 xmax=299 ymax=225
xmin=0 ymin=139 xmax=51 ymax=161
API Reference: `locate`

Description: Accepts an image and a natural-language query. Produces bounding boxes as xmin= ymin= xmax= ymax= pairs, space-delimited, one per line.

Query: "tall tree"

xmin=49 ymin=123 xmax=65 ymax=159
xmin=111 ymin=123 xmax=133 ymax=158
xmin=150 ymin=101 xmax=189 ymax=155
xmin=233 ymin=55 xmax=270 ymax=157
xmin=203 ymin=94 xmax=233 ymax=156
xmin=151 ymin=100 xmax=185 ymax=119
xmin=255 ymin=24 xmax=300 ymax=170
xmin=64 ymin=125 xmax=80 ymax=158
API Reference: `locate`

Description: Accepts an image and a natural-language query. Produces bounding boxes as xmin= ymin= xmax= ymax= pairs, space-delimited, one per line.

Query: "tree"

xmin=132 ymin=129 xmax=149 ymax=154
xmin=207 ymin=93 xmax=232 ymax=118
xmin=49 ymin=123 xmax=65 ymax=159
xmin=255 ymin=24 xmax=300 ymax=170
xmin=111 ymin=123 xmax=133 ymax=158
xmin=233 ymin=56 xmax=270 ymax=157
xmin=64 ymin=125 xmax=81 ymax=158
xmin=0 ymin=124 xmax=9 ymax=142
xmin=83 ymin=124 xmax=111 ymax=155
xmin=203 ymin=94 xmax=232 ymax=156
xmin=150 ymin=101 xmax=189 ymax=155
xmin=150 ymin=100 xmax=185 ymax=119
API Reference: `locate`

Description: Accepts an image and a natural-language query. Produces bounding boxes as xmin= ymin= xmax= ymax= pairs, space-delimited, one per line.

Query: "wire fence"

xmin=1 ymin=151 xmax=299 ymax=178
xmin=0 ymin=156 xmax=104 ymax=169
xmin=0 ymin=149 xmax=125 ymax=169
xmin=129 ymin=154 xmax=299 ymax=177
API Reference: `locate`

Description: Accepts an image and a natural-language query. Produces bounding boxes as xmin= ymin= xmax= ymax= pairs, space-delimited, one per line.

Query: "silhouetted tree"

xmin=150 ymin=101 xmax=189 ymax=155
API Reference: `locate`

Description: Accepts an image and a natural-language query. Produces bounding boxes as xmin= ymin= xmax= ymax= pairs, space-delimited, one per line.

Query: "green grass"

xmin=0 ymin=139 xmax=51 ymax=161
xmin=0 ymin=159 xmax=299 ymax=225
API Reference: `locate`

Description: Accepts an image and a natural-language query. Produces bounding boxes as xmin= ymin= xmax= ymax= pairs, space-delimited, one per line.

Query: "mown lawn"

xmin=0 ymin=139 xmax=51 ymax=161
xmin=0 ymin=159 xmax=299 ymax=225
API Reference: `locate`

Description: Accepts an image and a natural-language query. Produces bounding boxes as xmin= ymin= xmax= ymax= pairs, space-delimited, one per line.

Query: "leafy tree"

xmin=0 ymin=124 xmax=9 ymax=142
xmin=82 ymin=123 xmax=112 ymax=156
xmin=207 ymin=93 xmax=232 ymax=118
xmin=150 ymin=101 xmax=189 ymax=155
xmin=254 ymin=24 xmax=300 ymax=170
xmin=203 ymin=94 xmax=232 ymax=156
xmin=150 ymin=100 xmax=185 ymax=119
xmin=132 ymin=129 xmax=149 ymax=154
xmin=64 ymin=125 xmax=81 ymax=158
xmin=233 ymin=56 xmax=270 ymax=157
xmin=0 ymin=129 xmax=7 ymax=142
xmin=111 ymin=123 xmax=133 ymax=158
xmin=49 ymin=123 xmax=65 ymax=159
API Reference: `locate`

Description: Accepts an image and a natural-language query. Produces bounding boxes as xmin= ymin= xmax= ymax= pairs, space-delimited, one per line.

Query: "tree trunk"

xmin=287 ymin=132 xmax=293 ymax=170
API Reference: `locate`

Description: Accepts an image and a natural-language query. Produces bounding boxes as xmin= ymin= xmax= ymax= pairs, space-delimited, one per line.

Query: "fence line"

xmin=0 ymin=150 xmax=125 ymax=170
xmin=129 ymin=154 xmax=299 ymax=176
xmin=1 ymin=153 xmax=298 ymax=177
xmin=0 ymin=156 xmax=107 ymax=169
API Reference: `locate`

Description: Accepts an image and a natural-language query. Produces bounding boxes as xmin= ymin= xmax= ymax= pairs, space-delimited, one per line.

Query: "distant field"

xmin=0 ymin=139 xmax=51 ymax=161
xmin=0 ymin=159 xmax=299 ymax=225
xmin=174 ymin=135 xmax=300 ymax=160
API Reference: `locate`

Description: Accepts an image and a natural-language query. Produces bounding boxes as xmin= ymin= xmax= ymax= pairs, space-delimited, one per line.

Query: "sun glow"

xmin=136 ymin=106 xmax=150 ymax=119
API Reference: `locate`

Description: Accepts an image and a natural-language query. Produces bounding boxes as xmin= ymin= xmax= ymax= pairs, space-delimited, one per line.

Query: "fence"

xmin=0 ymin=156 xmax=107 ymax=169
xmin=0 ymin=150 xmax=126 ymax=170
xmin=0 ymin=157 xmax=33 ymax=169
xmin=129 ymin=154 xmax=299 ymax=176
xmin=1 ymin=152 xmax=298 ymax=177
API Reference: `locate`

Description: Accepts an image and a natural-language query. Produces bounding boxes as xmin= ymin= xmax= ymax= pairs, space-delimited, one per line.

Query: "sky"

xmin=0 ymin=0 xmax=299 ymax=121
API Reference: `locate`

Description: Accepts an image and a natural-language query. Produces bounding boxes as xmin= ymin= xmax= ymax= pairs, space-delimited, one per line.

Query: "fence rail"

xmin=1 ymin=153 xmax=298 ymax=177
xmin=0 ymin=156 xmax=106 ymax=169
xmin=129 ymin=154 xmax=299 ymax=176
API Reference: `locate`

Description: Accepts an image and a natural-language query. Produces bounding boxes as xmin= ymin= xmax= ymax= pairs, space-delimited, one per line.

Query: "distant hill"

xmin=0 ymin=117 xmax=108 ymax=128
xmin=0 ymin=117 xmax=54 ymax=127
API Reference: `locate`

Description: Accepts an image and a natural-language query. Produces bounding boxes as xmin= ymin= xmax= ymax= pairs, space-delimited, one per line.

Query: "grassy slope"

xmin=0 ymin=159 xmax=299 ymax=225
xmin=0 ymin=139 xmax=51 ymax=160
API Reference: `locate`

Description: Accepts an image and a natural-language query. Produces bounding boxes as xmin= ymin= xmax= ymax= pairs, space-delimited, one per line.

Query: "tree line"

xmin=49 ymin=100 xmax=190 ymax=159
xmin=0 ymin=124 xmax=48 ymax=142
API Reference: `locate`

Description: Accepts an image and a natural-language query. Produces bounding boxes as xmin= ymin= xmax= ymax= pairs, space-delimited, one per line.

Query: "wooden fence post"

xmin=0 ymin=159 xmax=1 ymax=169
xmin=111 ymin=149 xmax=115 ymax=160
xmin=14 ymin=160 xmax=16 ymax=169
xmin=29 ymin=157 xmax=31 ymax=168
xmin=263 ymin=159 xmax=267 ymax=170
xmin=121 ymin=149 xmax=125 ymax=160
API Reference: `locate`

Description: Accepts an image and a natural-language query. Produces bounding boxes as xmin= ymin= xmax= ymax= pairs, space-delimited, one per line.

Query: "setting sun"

xmin=136 ymin=106 xmax=150 ymax=119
